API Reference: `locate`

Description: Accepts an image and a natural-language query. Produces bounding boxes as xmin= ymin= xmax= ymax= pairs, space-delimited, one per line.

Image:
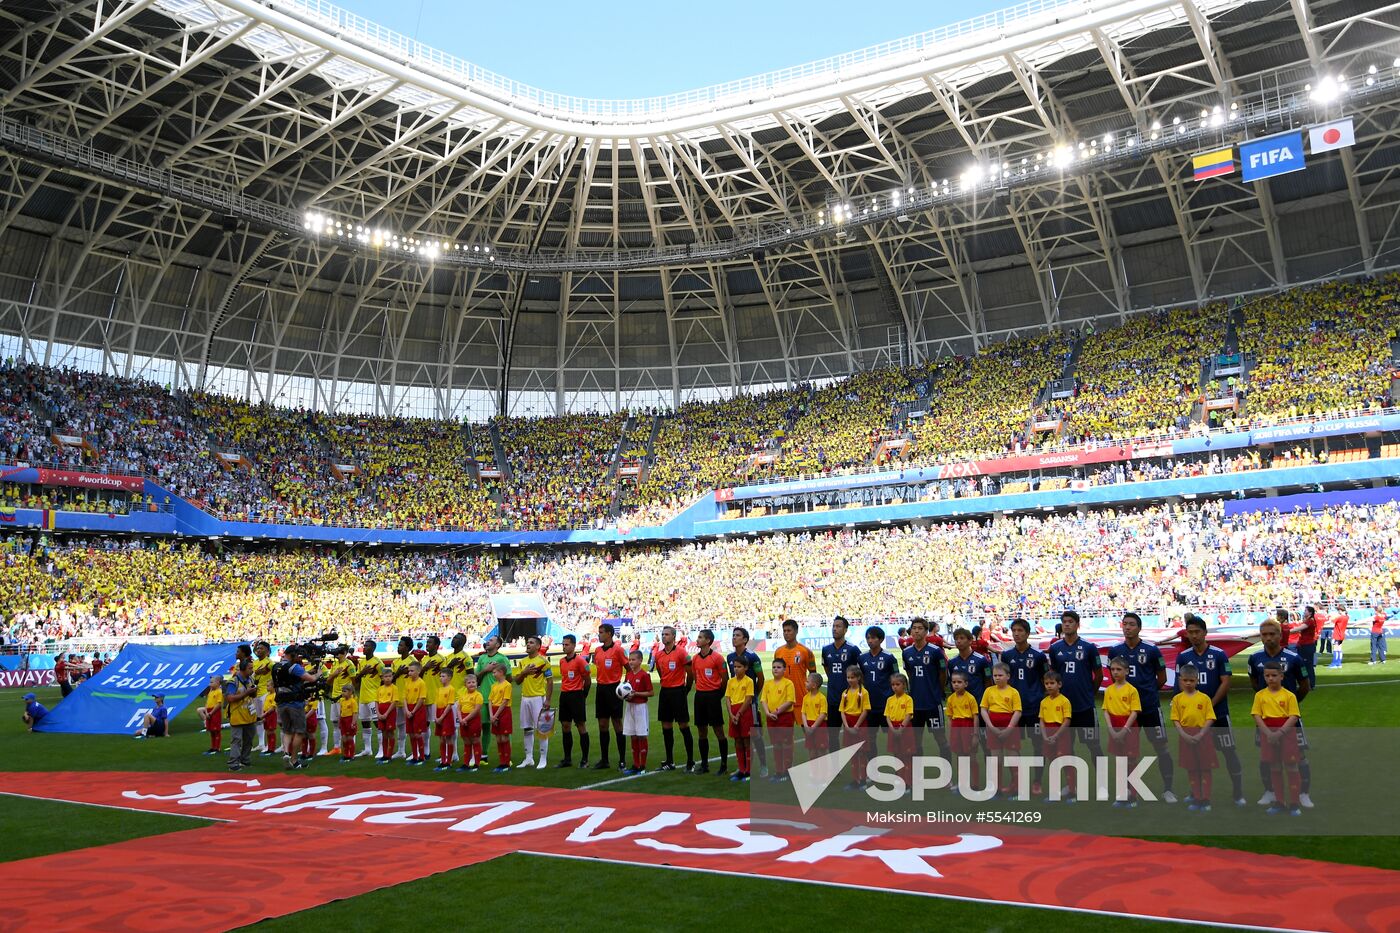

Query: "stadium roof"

xmin=1 ymin=0 xmax=1399 ymax=418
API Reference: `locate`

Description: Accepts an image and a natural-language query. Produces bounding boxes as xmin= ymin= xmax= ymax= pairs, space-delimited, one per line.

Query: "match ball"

xmin=616 ymin=681 xmax=634 ymax=699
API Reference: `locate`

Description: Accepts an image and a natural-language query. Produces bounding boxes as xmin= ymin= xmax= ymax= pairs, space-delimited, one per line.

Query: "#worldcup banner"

xmin=0 ymin=465 xmax=145 ymax=492
xmin=34 ymin=643 xmax=237 ymax=735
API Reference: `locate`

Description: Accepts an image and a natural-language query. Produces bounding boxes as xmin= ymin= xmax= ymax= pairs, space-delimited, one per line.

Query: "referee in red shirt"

xmin=691 ymin=629 xmax=729 ymax=774
xmin=591 ymin=623 xmax=628 ymax=770
xmin=651 ymin=626 xmax=695 ymax=772
xmin=556 ymin=634 xmax=591 ymax=767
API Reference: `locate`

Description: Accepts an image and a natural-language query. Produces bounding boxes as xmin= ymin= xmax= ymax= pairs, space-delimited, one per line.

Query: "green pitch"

xmin=3 ymin=642 xmax=1397 ymax=930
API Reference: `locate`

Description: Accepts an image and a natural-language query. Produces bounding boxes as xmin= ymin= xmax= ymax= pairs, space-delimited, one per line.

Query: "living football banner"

xmin=34 ymin=643 xmax=237 ymax=734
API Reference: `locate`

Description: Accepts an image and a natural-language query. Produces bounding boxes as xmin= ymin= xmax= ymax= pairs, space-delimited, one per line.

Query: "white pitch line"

xmin=517 ymin=851 xmax=1329 ymax=933
xmin=0 ymin=790 xmax=231 ymax=822
xmin=578 ymin=755 xmax=725 ymax=790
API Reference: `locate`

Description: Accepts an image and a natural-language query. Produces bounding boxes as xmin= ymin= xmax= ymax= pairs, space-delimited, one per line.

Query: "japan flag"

xmin=1309 ymin=118 xmax=1355 ymax=153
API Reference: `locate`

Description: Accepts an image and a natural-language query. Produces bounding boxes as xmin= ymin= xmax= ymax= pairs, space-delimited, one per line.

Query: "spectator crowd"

xmin=7 ymin=501 xmax=1397 ymax=650
xmin=1 ymin=276 xmax=1397 ymax=531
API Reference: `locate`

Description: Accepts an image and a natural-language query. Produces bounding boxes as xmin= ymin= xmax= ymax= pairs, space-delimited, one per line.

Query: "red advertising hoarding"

xmin=937 ymin=444 xmax=1136 ymax=480
xmin=35 ymin=469 xmax=144 ymax=492
xmin=0 ymin=669 xmax=57 ymax=689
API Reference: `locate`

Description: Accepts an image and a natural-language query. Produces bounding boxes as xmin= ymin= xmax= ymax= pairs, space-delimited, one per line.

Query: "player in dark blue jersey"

xmin=903 ymin=617 xmax=949 ymax=754
xmin=1248 ymin=623 xmax=1311 ymax=696
xmin=1174 ymin=614 xmax=1245 ymax=806
xmin=947 ymin=628 xmax=993 ymax=701
xmin=822 ymin=616 xmax=863 ymax=730
xmin=727 ymin=626 xmax=768 ymax=777
xmin=1107 ymin=612 xmax=1176 ymax=802
xmin=1000 ymin=619 xmax=1048 ymax=716
xmin=859 ymin=626 xmax=897 ymax=738
xmin=1046 ymin=611 xmax=1105 ymax=760
xmin=1248 ymin=618 xmax=1313 ymax=808
xmin=1000 ymin=618 xmax=1048 ymax=791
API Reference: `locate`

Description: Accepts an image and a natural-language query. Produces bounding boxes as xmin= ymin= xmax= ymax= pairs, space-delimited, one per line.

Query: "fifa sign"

xmin=1239 ymin=132 xmax=1306 ymax=182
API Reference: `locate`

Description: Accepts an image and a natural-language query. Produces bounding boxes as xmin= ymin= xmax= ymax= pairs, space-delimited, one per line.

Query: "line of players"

xmin=200 ymin=611 xmax=1315 ymax=810
xmin=804 ymin=611 xmax=1315 ymax=810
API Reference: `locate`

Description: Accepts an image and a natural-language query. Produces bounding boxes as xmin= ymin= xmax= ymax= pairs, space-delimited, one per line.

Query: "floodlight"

xmin=1309 ymin=74 xmax=1342 ymax=103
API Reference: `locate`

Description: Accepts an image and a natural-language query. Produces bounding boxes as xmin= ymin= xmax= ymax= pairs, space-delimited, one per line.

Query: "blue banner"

xmin=1169 ymin=413 xmax=1400 ymax=455
xmin=34 ymin=643 xmax=237 ymax=734
xmin=0 ymin=654 xmax=56 ymax=671
xmin=1224 ymin=486 xmax=1400 ymax=517
xmin=1240 ymin=132 xmax=1306 ymax=182
xmin=155 ymin=481 xmax=716 ymax=546
xmin=1249 ymin=412 xmax=1392 ymax=444
xmin=1171 ymin=430 xmax=1253 ymax=455
xmin=698 ymin=458 xmax=1400 ymax=537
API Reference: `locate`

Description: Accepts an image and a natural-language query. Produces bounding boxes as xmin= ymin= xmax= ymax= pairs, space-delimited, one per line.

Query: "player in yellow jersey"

xmin=389 ymin=637 xmax=416 ymax=760
xmin=444 ymin=633 xmax=471 ymax=691
xmin=513 ymin=635 xmax=554 ymax=770
xmin=1170 ymin=664 xmax=1217 ymax=810
xmin=355 ymin=639 xmax=386 ymax=758
xmin=443 ymin=633 xmax=471 ymax=762
xmin=420 ymin=636 xmax=444 ymax=740
xmin=251 ymin=641 xmax=273 ymax=753
xmin=321 ymin=646 xmax=353 ymax=756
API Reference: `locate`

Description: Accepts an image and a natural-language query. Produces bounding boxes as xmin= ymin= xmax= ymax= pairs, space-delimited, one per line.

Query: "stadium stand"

xmin=633 ymin=388 xmax=806 ymax=504
xmin=495 ymin=413 xmax=627 ymax=529
xmin=1 ymin=539 xmax=500 ymax=646
xmin=1242 ymin=279 xmax=1400 ymax=421
xmin=906 ymin=331 xmax=1072 ymax=463
xmin=1055 ymin=305 xmax=1221 ymax=443
xmin=3 ymin=278 xmax=1400 ymax=531
xmin=6 ymin=499 xmax=1400 ymax=649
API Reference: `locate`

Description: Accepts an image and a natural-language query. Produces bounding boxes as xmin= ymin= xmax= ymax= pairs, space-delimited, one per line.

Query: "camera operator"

xmin=272 ymin=644 xmax=319 ymax=770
